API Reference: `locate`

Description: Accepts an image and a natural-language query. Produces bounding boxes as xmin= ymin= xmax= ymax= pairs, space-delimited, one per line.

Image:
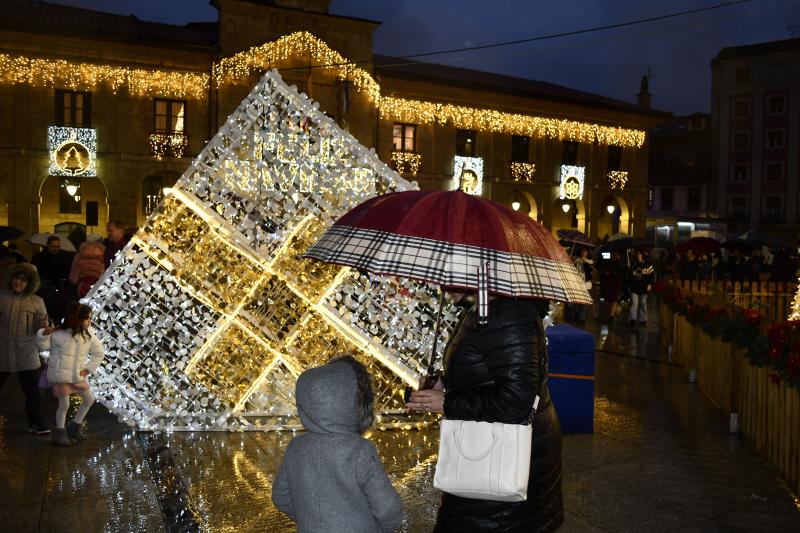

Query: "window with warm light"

xmin=154 ymin=99 xmax=186 ymax=133
xmin=456 ymin=129 xmax=476 ymax=157
xmin=55 ymin=89 xmax=91 ymax=128
xmin=392 ymin=123 xmax=416 ymax=152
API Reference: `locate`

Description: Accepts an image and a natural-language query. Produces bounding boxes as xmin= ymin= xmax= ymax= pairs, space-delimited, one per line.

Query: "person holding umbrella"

xmin=306 ymin=190 xmax=591 ymax=533
xmin=628 ymin=250 xmax=654 ymax=326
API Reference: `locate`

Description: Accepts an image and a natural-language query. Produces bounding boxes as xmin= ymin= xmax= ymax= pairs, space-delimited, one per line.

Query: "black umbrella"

xmin=0 ymin=225 xmax=23 ymax=242
xmin=736 ymin=229 xmax=792 ymax=250
xmin=600 ymin=236 xmax=651 ymax=251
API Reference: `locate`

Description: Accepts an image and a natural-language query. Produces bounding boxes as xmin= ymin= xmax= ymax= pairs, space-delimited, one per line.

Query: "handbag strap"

xmin=527 ymin=316 xmax=547 ymax=426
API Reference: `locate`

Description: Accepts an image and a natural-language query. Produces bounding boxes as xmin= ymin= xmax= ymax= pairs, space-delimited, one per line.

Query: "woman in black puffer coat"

xmin=409 ymin=296 xmax=563 ymax=533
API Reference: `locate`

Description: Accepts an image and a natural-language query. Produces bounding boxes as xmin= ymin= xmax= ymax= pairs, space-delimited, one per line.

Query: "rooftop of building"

xmin=651 ymin=112 xmax=711 ymax=137
xmin=0 ymin=0 xmax=219 ymax=50
xmin=1 ymin=0 xmax=671 ymax=119
xmin=714 ymin=37 xmax=800 ymax=62
xmin=374 ymin=55 xmax=671 ymax=118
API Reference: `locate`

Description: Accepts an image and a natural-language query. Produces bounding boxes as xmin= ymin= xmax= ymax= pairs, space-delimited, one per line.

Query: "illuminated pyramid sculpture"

xmin=790 ymin=280 xmax=800 ymax=320
xmin=87 ymin=70 xmax=459 ymax=431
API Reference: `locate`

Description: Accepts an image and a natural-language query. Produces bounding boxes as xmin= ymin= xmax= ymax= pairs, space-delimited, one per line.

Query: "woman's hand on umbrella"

xmin=407 ymin=389 xmax=444 ymax=414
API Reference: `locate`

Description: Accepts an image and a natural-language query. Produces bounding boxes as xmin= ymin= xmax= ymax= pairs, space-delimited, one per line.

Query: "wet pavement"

xmin=1 ymin=299 xmax=798 ymax=532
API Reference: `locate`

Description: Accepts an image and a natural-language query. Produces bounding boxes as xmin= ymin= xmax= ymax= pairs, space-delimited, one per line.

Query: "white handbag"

xmin=433 ymin=395 xmax=539 ymax=502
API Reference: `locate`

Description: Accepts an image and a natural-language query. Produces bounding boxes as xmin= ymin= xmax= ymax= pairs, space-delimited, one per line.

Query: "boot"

xmin=53 ymin=428 xmax=72 ymax=447
xmin=67 ymin=421 xmax=87 ymax=441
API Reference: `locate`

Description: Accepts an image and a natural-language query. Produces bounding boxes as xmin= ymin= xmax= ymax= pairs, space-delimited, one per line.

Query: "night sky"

xmin=50 ymin=0 xmax=800 ymax=115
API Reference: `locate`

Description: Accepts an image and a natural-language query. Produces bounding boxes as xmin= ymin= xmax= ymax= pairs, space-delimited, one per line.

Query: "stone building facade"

xmin=0 ymin=0 xmax=667 ymax=255
xmin=711 ymin=38 xmax=800 ymax=238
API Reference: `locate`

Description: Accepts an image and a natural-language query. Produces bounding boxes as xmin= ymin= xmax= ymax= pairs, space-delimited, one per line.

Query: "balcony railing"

xmin=607 ymin=170 xmax=628 ymax=190
xmin=510 ymin=162 xmax=536 ymax=182
xmin=150 ymin=131 xmax=189 ymax=159
xmin=390 ymin=151 xmax=422 ymax=176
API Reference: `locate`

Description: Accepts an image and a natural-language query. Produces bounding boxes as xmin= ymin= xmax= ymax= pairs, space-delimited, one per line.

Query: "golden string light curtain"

xmin=0 ymin=32 xmax=646 ymax=148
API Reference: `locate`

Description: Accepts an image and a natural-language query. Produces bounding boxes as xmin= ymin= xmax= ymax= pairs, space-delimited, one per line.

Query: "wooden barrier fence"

xmin=659 ymin=287 xmax=800 ymax=497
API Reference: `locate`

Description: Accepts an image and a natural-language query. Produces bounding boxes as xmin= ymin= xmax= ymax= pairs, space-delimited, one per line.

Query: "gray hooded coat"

xmin=272 ymin=360 xmax=405 ymax=533
xmin=0 ymin=263 xmax=48 ymax=372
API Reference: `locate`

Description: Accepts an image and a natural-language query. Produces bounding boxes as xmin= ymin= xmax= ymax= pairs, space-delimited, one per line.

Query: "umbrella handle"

xmin=426 ymin=288 xmax=446 ymax=376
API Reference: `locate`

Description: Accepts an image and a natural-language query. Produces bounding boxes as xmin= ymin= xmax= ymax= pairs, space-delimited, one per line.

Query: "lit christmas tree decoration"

xmin=86 ymin=70 xmax=461 ymax=432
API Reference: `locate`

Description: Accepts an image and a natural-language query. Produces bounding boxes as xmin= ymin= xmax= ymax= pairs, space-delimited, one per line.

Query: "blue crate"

xmin=545 ymin=323 xmax=595 ymax=433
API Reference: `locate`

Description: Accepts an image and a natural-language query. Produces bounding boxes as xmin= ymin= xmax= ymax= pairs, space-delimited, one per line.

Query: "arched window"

xmin=143 ymin=175 xmax=164 ymax=216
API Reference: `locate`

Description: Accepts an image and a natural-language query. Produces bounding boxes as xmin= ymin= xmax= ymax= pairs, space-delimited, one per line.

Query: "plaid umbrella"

xmin=305 ymin=190 xmax=592 ymax=317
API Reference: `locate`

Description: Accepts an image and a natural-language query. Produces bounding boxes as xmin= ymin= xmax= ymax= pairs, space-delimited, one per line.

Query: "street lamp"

xmin=511 ymin=201 xmax=521 ymax=211
xmin=606 ymin=204 xmax=615 ymax=214
xmin=561 ymin=203 xmax=571 ymax=213
xmin=65 ymin=183 xmax=79 ymax=197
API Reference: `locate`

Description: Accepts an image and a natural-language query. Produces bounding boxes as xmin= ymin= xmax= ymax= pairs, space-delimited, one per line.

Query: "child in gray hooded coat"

xmin=272 ymin=356 xmax=405 ymax=533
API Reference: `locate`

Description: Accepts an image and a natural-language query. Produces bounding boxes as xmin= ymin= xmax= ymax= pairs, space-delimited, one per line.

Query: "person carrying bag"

xmin=408 ymin=295 xmax=563 ymax=533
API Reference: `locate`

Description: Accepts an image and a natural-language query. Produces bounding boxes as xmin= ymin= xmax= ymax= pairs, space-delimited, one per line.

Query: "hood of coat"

xmin=79 ymin=241 xmax=105 ymax=258
xmin=295 ymin=360 xmax=362 ymax=435
xmin=5 ymin=262 xmax=41 ymax=295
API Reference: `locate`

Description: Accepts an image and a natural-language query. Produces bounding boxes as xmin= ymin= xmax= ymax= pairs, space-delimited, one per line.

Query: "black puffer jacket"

xmin=434 ymin=297 xmax=563 ymax=533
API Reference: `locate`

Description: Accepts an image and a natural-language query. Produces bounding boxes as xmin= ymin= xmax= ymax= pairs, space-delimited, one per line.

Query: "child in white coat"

xmin=37 ymin=302 xmax=105 ymax=446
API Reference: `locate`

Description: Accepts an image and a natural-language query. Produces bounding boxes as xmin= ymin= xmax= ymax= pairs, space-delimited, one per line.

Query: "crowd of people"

xmin=657 ymin=247 xmax=797 ymax=283
xmin=0 ymin=220 xmax=130 ymax=442
xmin=566 ymin=240 xmax=799 ymax=328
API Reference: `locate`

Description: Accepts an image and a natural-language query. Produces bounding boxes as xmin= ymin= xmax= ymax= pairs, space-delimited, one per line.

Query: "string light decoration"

xmin=150 ymin=132 xmax=190 ymax=159
xmin=510 ymin=162 xmax=536 ymax=182
xmin=86 ymin=70 xmax=460 ymax=432
xmin=607 ymin=170 xmax=628 ymax=190
xmin=1 ymin=32 xmax=646 ymax=147
xmin=789 ymin=281 xmax=800 ymax=320
xmin=390 ymin=151 xmax=422 ymax=175
xmin=48 ymin=126 xmax=96 ymax=177
xmin=453 ymin=156 xmax=484 ymax=195
xmin=0 ymin=53 xmax=208 ymax=99
xmin=378 ymin=97 xmax=646 ymax=148
xmin=213 ymin=32 xmax=381 ymax=104
xmin=559 ymin=165 xmax=585 ymax=200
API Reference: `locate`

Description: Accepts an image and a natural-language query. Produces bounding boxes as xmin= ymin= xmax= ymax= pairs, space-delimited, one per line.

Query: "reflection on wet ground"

xmin=1 ymin=299 xmax=798 ymax=532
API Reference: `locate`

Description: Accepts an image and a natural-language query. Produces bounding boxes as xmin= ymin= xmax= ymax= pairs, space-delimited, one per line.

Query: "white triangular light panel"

xmin=87 ymin=70 xmax=459 ymax=432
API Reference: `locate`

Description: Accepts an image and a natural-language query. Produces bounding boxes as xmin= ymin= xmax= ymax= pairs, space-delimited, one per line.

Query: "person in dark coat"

xmin=408 ymin=296 xmax=562 ymax=533
xmin=31 ymin=235 xmax=73 ymax=285
xmin=628 ymin=250 xmax=654 ymax=326
xmin=103 ymin=220 xmax=130 ymax=269
xmin=600 ymin=250 xmax=626 ymax=324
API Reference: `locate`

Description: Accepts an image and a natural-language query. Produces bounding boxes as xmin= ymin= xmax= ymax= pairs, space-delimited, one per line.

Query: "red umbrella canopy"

xmin=306 ymin=190 xmax=591 ymax=305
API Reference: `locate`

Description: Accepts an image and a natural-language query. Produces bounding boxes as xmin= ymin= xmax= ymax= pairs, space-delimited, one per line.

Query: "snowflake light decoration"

xmin=559 ymin=165 xmax=585 ymax=200
xmin=86 ymin=70 xmax=460 ymax=432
